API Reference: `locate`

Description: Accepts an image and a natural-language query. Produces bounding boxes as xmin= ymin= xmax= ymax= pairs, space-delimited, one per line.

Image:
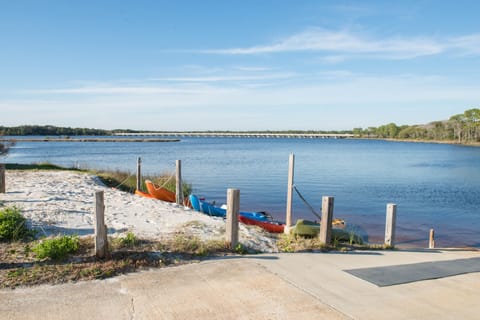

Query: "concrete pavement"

xmin=1 ymin=249 xmax=479 ymax=319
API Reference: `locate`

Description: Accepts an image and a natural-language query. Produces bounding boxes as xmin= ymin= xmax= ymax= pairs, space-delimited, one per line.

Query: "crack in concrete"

xmin=130 ymin=297 xmax=135 ymax=320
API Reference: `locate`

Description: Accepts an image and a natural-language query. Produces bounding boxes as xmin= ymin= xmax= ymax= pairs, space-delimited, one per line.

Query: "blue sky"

xmin=1 ymin=0 xmax=479 ymax=131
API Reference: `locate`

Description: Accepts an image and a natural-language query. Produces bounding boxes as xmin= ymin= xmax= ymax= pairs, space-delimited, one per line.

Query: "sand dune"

xmin=1 ymin=170 xmax=277 ymax=252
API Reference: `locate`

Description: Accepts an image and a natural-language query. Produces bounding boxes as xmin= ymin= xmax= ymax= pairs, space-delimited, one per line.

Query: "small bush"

xmin=33 ymin=235 xmax=80 ymax=260
xmin=0 ymin=207 xmax=31 ymax=241
xmin=117 ymin=232 xmax=137 ymax=248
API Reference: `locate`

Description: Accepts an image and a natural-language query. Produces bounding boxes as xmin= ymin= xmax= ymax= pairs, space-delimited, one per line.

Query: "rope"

xmin=113 ymin=172 xmax=135 ymax=189
xmin=293 ymin=184 xmax=322 ymax=221
xmin=146 ymin=173 xmax=175 ymax=190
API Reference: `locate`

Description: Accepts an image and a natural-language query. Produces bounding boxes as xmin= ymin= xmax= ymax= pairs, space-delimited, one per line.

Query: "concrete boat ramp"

xmin=1 ymin=249 xmax=479 ymax=319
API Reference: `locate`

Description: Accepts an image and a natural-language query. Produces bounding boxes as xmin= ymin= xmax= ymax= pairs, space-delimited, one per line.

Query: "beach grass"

xmin=0 ymin=232 xmax=239 ymax=289
xmin=5 ymin=162 xmax=192 ymax=197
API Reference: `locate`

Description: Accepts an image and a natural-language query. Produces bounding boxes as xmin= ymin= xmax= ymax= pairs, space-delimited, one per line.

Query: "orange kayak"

xmin=144 ymin=180 xmax=191 ymax=207
xmin=135 ymin=189 xmax=157 ymax=199
xmin=145 ymin=180 xmax=176 ymax=202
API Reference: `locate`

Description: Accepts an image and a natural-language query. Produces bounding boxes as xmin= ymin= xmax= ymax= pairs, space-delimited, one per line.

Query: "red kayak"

xmin=239 ymin=215 xmax=285 ymax=233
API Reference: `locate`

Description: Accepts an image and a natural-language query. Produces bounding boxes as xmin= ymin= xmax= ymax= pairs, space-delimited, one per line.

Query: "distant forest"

xmin=353 ymin=108 xmax=480 ymax=143
xmin=1 ymin=108 xmax=479 ymax=144
xmin=0 ymin=125 xmax=138 ymax=136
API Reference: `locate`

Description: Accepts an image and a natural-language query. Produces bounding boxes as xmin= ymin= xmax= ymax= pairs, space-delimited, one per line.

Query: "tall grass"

xmin=93 ymin=169 xmax=192 ymax=197
xmin=5 ymin=162 xmax=192 ymax=197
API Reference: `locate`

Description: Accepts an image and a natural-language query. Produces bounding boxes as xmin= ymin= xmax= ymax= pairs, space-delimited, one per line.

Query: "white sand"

xmin=0 ymin=170 xmax=278 ymax=252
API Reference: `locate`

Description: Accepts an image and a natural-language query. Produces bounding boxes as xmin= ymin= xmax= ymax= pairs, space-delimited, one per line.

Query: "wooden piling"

xmin=136 ymin=157 xmax=142 ymax=191
xmin=0 ymin=164 xmax=5 ymax=193
xmin=176 ymin=160 xmax=183 ymax=205
xmin=95 ymin=191 xmax=108 ymax=258
xmin=226 ymin=188 xmax=240 ymax=249
xmin=429 ymin=229 xmax=435 ymax=249
xmin=319 ymin=196 xmax=334 ymax=245
xmin=385 ymin=203 xmax=397 ymax=247
xmin=285 ymin=153 xmax=295 ymax=233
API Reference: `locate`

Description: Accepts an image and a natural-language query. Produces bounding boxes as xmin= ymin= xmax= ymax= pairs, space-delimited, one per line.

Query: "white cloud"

xmin=201 ymin=28 xmax=480 ymax=59
xmin=149 ymin=73 xmax=295 ymax=83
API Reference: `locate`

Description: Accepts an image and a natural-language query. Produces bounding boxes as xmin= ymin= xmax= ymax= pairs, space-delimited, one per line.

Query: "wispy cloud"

xmin=201 ymin=28 xmax=480 ymax=59
xmin=149 ymin=72 xmax=295 ymax=83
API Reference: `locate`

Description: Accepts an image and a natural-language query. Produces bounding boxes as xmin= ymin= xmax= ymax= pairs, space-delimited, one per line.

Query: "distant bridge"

xmin=114 ymin=132 xmax=354 ymax=139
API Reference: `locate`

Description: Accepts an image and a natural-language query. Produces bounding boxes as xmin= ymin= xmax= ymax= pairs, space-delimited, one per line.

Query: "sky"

xmin=1 ymin=0 xmax=479 ymax=131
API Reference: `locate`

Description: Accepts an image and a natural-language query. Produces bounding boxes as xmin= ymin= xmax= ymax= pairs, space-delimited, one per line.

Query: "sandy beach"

xmin=0 ymin=170 xmax=278 ymax=252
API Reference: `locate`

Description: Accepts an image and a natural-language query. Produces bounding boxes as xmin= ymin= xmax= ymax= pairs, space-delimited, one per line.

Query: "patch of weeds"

xmin=277 ymin=234 xmax=329 ymax=253
xmin=7 ymin=268 xmax=27 ymax=279
xmin=234 ymin=243 xmax=248 ymax=255
xmin=170 ymin=234 xmax=226 ymax=256
xmin=0 ymin=206 xmax=35 ymax=241
xmin=182 ymin=220 xmax=207 ymax=229
xmin=115 ymin=232 xmax=137 ymax=248
xmin=33 ymin=235 xmax=80 ymax=260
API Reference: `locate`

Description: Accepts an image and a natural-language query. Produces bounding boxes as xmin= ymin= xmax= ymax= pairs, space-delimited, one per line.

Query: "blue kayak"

xmin=189 ymin=194 xmax=270 ymax=221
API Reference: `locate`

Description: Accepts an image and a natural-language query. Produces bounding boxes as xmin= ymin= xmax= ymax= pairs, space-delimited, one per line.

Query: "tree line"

xmin=0 ymin=125 xmax=112 ymax=136
xmin=353 ymin=108 xmax=480 ymax=143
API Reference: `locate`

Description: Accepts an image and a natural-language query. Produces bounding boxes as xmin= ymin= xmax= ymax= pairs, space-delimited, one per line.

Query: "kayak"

xmin=189 ymin=194 xmax=285 ymax=233
xmin=239 ymin=215 xmax=285 ymax=233
xmin=291 ymin=219 xmax=361 ymax=244
xmin=145 ymin=180 xmax=176 ymax=202
xmin=135 ymin=189 xmax=156 ymax=199
xmin=140 ymin=180 xmax=191 ymax=206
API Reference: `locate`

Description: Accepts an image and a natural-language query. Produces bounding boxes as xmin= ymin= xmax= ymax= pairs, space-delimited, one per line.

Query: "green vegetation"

xmin=0 ymin=207 xmax=33 ymax=241
xmin=33 ymin=235 xmax=80 ymax=260
xmin=0 ymin=125 xmax=110 ymax=136
xmin=5 ymin=162 xmax=191 ymax=196
xmin=0 ymin=232 xmax=243 ymax=288
xmin=5 ymin=162 xmax=81 ymax=171
xmin=112 ymin=232 xmax=138 ymax=248
xmin=170 ymin=234 xmax=227 ymax=256
xmin=94 ymin=168 xmax=192 ymax=196
xmin=354 ymin=108 xmax=480 ymax=144
xmin=277 ymin=228 xmax=364 ymax=253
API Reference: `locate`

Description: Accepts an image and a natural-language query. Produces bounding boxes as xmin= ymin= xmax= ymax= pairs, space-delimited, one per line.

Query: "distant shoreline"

xmin=375 ymin=138 xmax=480 ymax=147
xmin=1 ymin=138 xmax=180 ymax=143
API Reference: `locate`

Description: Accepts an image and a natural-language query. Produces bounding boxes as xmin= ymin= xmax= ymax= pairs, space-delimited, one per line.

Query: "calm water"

xmin=5 ymin=137 xmax=480 ymax=248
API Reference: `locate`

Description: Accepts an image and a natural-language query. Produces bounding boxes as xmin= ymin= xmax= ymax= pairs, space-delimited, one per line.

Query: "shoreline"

xmin=355 ymin=137 xmax=480 ymax=147
xmin=1 ymin=138 xmax=180 ymax=143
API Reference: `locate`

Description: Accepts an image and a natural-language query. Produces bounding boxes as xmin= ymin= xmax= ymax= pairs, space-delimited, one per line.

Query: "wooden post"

xmin=385 ymin=203 xmax=397 ymax=247
xmin=429 ymin=229 xmax=435 ymax=249
xmin=0 ymin=164 xmax=5 ymax=193
xmin=226 ymin=188 xmax=240 ymax=249
xmin=319 ymin=196 xmax=334 ymax=245
xmin=95 ymin=191 xmax=108 ymax=258
xmin=285 ymin=153 xmax=295 ymax=233
xmin=176 ymin=160 xmax=183 ymax=205
xmin=136 ymin=157 xmax=142 ymax=191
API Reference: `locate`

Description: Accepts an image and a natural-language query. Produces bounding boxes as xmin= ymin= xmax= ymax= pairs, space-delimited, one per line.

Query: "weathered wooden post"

xmin=95 ymin=190 xmax=108 ymax=258
xmin=226 ymin=188 xmax=240 ymax=249
xmin=0 ymin=164 xmax=5 ymax=193
xmin=176 ymin=160 xmax=183 ymax=205
xmin=385 ymin=203 xmax=397 ymax=247
xmin=136 ymin=157 xmax=142 ymax=191
xmin=429 ymin=229 xmax=435 ymax=249
xmin=284 ymin=153 xmax=295 ymax=234
xmin=319 ymin=196 xmax=334 ymax=245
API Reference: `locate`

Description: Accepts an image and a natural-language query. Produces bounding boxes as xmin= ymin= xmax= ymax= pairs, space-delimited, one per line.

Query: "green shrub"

xmin=0 ymin=207 xmax=31 ymax=241
xmin=118 ymin=232 xmax=137 ymax=248
xmin=33 ymin=235 xmax=80 ymax=260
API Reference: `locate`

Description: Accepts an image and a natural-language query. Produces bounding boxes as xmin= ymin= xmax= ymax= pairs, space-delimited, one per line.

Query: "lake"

xmin=4 ymin=136 xmax=480 ymax=248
